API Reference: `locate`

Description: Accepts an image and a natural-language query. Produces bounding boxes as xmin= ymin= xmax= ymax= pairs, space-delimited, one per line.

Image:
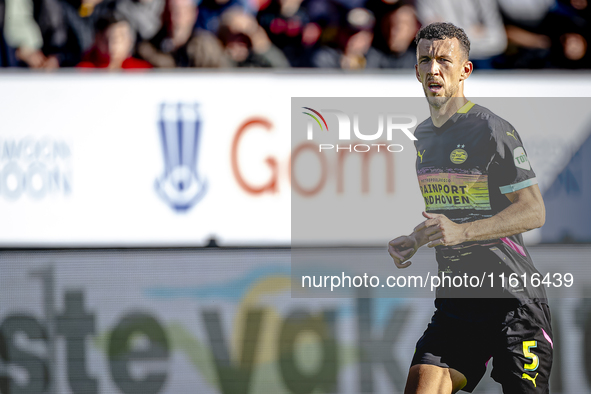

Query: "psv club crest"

xmin=155 ymin=103 xmax=208 ymax=212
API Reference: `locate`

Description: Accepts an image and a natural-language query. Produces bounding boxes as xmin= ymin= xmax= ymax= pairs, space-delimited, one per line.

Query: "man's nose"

xmin=427 ymin=59 xmax=440 ymax=75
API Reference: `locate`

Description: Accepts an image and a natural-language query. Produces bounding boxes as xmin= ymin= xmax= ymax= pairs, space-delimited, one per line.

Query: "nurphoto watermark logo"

xmin=301 ymin=106 xmax=418 ymax=153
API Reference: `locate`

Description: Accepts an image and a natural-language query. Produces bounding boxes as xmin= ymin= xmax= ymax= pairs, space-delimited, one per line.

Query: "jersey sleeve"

xmin=490 ymin=122 xmax=537 ymax=194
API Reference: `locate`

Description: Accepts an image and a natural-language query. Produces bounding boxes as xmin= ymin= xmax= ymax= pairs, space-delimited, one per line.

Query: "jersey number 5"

xmin=523 ymin=340 xmax=539 ymax=371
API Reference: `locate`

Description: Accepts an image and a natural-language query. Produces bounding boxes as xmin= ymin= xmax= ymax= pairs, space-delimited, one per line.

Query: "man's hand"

xmin=388 ymin=235 xmax=418 ymax=269
xmin=389 ymin=185 xmax=544 ymax=266
xmin=414 ymin=211 xmax=467 ymax=247
xmin=388 ymin=215 xmax=443 ymax=268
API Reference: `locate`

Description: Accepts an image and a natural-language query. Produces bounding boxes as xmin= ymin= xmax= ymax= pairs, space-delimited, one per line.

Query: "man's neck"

xmin=429 ymin=96 xmax=468 ymax=128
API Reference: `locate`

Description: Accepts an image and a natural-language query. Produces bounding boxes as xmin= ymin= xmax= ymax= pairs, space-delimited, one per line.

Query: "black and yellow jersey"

xmin=414 ymin=100 xmax=547 ymax=310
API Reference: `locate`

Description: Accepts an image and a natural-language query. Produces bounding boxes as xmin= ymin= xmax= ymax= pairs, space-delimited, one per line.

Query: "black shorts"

xmin=411 ymin=299 xmax=553 ymax=393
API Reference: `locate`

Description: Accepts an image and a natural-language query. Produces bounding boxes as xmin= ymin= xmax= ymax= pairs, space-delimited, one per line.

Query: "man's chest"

xmin=415 ymin=128 xmax=494 ymax=171
xmin=414 ymin=127 xmax=497 ymax=213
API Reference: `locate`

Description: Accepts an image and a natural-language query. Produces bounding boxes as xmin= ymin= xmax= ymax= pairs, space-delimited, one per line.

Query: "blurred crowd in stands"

xmin=0 ymin=0 xmax=589 ymax=70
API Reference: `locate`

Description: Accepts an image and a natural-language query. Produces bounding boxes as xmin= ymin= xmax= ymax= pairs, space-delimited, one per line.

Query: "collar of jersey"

xmin=457 ymin=100 xmax=475 ymax=113
xmin=431 ymin=100 xmax=474 ymax=133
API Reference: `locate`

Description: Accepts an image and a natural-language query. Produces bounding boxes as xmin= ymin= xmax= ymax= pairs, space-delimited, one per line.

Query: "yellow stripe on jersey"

xmin=457 ymin=101 xmax=475 ymax=114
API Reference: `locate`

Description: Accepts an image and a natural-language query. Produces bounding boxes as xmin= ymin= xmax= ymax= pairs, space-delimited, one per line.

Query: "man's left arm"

xmin=418 ymin=183 xmax=545 ymax=247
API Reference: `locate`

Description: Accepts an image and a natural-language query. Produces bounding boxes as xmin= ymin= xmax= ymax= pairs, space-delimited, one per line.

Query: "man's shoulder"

xmin=415 ymin=117 xmax=433 ymax=135
xmin=466 ymin=103 xmax=514 ymax=136
xmin=469 ymin=103 xmax=506 ymax=121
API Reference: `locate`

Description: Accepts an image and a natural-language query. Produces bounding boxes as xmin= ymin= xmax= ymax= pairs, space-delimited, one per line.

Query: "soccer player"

xmin=388 ymin=23 xmax=553 ymax=393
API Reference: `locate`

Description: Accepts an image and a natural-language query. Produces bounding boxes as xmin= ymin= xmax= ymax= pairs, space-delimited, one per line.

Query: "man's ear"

xmin=460 ymin=60 xmax=473 ymax=81
xmin=415 ymin=63 xmax=421 ymax=82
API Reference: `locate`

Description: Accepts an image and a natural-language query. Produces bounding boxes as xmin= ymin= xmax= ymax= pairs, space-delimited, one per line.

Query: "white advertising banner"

xmin=0 ymin=72 xmax=589 ymax=246
xmin=0 ymin=248 xmax=590 ymax=394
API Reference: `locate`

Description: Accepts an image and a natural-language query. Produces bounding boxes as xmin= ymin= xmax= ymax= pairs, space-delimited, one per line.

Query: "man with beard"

xmin=388 ymin=22 xmax=553 ymax=393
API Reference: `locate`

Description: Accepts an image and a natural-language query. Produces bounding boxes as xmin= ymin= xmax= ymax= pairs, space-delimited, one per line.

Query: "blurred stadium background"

xmin=1 ymin=0 xmax=591 ymax=393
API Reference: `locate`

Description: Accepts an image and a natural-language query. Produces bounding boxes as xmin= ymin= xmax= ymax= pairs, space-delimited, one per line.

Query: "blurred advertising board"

xmin=0 ymin=73 xmax=589 ymax=246
xmin=1 ymin=248 xmax=591 ymax=394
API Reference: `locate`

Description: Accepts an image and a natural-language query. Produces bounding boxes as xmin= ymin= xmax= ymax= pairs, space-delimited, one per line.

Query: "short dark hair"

xmin=95 ymin=11 xmax=127 ymax=33
xmin=414 ymin=22 xmax=470 ymax=59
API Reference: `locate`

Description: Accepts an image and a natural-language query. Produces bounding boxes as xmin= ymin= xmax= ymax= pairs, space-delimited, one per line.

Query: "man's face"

xmin=415 ymin=37 xmax=469 ymax=108
xmin=170 ymin=0 xmax=197 ymax=38
xmin=384 ymin=5 xmax=417 ymax=54
xmin=103 ymin=22 xmax=133 ymax=61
